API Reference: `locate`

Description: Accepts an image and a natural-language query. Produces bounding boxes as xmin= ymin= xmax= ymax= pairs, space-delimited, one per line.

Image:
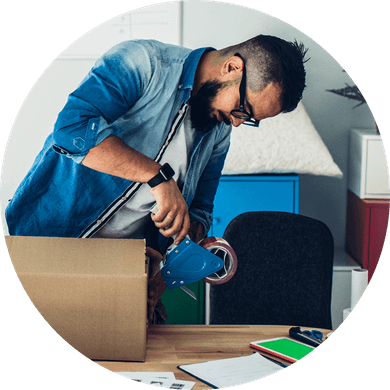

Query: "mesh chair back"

xmin=209 ymin=211 xmax=334 ymax=329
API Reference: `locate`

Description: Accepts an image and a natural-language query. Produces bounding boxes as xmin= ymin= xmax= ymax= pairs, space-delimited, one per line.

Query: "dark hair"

xmin=223 ymin=35 xmax=309 ymax=113
xmin=253 ymin=35 xmax=309 ymax=112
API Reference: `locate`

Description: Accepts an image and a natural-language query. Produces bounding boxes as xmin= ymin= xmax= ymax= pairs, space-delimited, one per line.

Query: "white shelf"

xmin=348 ymin=128 xmax=390 ymax=199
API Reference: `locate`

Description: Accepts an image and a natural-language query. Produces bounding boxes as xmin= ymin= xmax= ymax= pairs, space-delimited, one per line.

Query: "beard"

xmin=189 ymin=79 xmax=228 ymax=133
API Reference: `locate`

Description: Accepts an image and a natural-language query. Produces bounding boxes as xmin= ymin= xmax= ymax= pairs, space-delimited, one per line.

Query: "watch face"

xmin=161 ymin=163 xmax=175 ymax=180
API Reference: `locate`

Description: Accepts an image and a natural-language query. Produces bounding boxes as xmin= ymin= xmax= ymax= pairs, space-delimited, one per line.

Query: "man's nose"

xmin=231 ymin=116 xmax=245 ymax=127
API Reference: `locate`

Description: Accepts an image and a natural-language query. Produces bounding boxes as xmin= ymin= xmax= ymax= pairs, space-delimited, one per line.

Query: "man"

xmin=5 ymin=35 xmax=308 ymax=320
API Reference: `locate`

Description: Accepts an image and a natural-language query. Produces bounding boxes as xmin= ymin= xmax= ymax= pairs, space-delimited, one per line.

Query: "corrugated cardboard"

xmin=5 ymin=236 xmax=149 ymax=362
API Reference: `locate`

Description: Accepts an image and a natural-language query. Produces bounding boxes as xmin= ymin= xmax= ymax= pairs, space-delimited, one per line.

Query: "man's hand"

xmin=188 ymin=220 xmax=205 ymax=244
xmin=146 ymin=247 xmax=167 ymax=323
xmin=150 ymin=179 xmax=191 ymax=245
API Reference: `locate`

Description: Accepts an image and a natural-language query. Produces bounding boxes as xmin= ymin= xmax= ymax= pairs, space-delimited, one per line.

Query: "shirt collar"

xmin=180 ymin=47 xmax=215 ymax=92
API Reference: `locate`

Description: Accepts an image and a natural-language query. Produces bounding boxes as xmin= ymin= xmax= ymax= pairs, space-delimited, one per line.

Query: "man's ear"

xmin=220 ymin=55 xmax=244 ymax=79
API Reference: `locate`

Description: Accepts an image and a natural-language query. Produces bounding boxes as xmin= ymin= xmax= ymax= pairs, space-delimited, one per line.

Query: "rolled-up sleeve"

xmin=52 ymin=41 xmax=152 ymax=162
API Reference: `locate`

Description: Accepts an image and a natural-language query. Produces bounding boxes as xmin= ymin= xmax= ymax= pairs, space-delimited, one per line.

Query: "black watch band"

xmin=147 ymin=163 xmax=175 ymax=188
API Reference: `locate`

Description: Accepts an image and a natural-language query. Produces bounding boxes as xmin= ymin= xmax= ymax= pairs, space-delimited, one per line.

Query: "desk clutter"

xmin=250 ymin=327 xmax=324 ymax=364
xmin=178 ymin=353 xmax=283 ymax=389
xmin=116 ymin=354 xmax=286 ymax=389
xmin=97 ymin=325 xmax=332 ymax=389
xmin=178 ymin=329 xmax=325 ymax=388
xmin=114 ymin=327 xmax=326 ymax=389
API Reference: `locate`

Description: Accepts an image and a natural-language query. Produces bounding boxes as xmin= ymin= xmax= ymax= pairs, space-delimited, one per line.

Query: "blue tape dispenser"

xmin=150 ymin=203 xmax=237 ymax=299
xmin=161 ymin=237 xmax=225 ymax=288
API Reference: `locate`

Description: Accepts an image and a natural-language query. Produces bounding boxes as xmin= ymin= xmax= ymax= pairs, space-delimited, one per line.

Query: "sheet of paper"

xmin=178 ymin=352 xmax=283 ymax=388
xmin=141 ymin=379 xmax=195 ymax=389
xmin=117 ymin=372 xmax=195 ymax=389
xmin=118 ymin=372 xmax=176 ymax=381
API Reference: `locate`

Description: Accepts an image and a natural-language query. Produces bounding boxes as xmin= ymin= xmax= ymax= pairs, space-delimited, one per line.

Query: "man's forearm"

xmin=82 ymin=134 xmax=191 ymax=243
xmin=82 ymin=135 xmax=161 ymax=182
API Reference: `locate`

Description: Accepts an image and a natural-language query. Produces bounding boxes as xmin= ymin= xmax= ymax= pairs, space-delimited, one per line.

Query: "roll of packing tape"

xmin=198 ymin=237 xmax=237 ymax=285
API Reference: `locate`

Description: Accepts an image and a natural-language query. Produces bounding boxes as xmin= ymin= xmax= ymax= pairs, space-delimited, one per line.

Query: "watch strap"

xmin=147 ymin=163 xmax=175 ymax=188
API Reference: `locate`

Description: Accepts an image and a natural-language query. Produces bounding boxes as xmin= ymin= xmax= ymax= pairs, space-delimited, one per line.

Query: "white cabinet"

xmin=348 ymin=128 xmax=390 ymax=199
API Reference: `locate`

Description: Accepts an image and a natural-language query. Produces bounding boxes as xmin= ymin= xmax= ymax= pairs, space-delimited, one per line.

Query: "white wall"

xmin=181 ymin=1 xmax=377 ymax=248
xmin=0 ymin=3 xmax=182 ymax=234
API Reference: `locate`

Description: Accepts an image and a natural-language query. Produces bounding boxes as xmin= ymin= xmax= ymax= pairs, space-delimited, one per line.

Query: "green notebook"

xmin=250 ymin=337 xmax=315 ymax=363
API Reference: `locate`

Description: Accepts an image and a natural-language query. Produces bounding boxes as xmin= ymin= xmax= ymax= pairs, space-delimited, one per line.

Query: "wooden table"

xmin=96 ymin=325 xmax=330 ymax=389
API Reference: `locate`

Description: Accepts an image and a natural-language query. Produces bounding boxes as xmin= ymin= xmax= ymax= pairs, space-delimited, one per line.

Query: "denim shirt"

xmin=5 ymin=40 xmax=232 ymax=240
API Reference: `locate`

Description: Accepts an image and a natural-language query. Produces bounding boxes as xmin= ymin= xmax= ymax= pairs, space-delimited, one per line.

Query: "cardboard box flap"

xmin=6 ymin=236 xmax=147 ymax=276
xmin=5 ymin=235 xmax=149 ymax=361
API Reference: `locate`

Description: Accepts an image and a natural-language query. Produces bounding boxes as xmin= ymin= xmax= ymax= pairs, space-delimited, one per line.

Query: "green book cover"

xmin=252 ymin=337 xmax=314 ymax=361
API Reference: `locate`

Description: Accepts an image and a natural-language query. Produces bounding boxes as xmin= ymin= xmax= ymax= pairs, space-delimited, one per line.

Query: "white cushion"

xmin=222 ymin=102 xmax=343 ymax=177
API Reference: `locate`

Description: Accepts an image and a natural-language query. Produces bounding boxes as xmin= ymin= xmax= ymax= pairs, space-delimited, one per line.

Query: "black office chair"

xmin=209 ymin=211 xmax=334 ymax=329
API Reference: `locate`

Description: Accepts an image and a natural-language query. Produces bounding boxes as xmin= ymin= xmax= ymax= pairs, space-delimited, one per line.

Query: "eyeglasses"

xmin=231 ymin=53 xmax=260 ymax=127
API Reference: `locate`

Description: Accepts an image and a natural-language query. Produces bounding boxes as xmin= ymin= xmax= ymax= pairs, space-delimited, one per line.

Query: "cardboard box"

xmin=5 ymin=236 xmax=149 ymax=361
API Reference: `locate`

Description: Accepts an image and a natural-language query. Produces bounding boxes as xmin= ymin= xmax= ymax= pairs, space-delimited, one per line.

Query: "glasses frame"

xmin=231 ymin=53 xmax=260 ymax=127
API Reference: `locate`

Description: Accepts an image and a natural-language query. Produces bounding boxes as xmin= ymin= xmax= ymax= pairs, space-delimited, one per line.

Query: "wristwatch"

xmin=147 ymin=163 xmax=175 ymax=188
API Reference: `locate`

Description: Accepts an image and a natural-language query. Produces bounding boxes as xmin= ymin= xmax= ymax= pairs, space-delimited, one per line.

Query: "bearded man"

xmin=6 ymin=34 xmax=308 ymax=321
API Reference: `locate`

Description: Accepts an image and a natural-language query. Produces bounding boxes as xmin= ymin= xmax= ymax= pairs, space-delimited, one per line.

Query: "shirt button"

xmin=96 ymin=220 xmax=102 ymax=225
xmin=122 ymin=197 xmax=127 ymax=201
